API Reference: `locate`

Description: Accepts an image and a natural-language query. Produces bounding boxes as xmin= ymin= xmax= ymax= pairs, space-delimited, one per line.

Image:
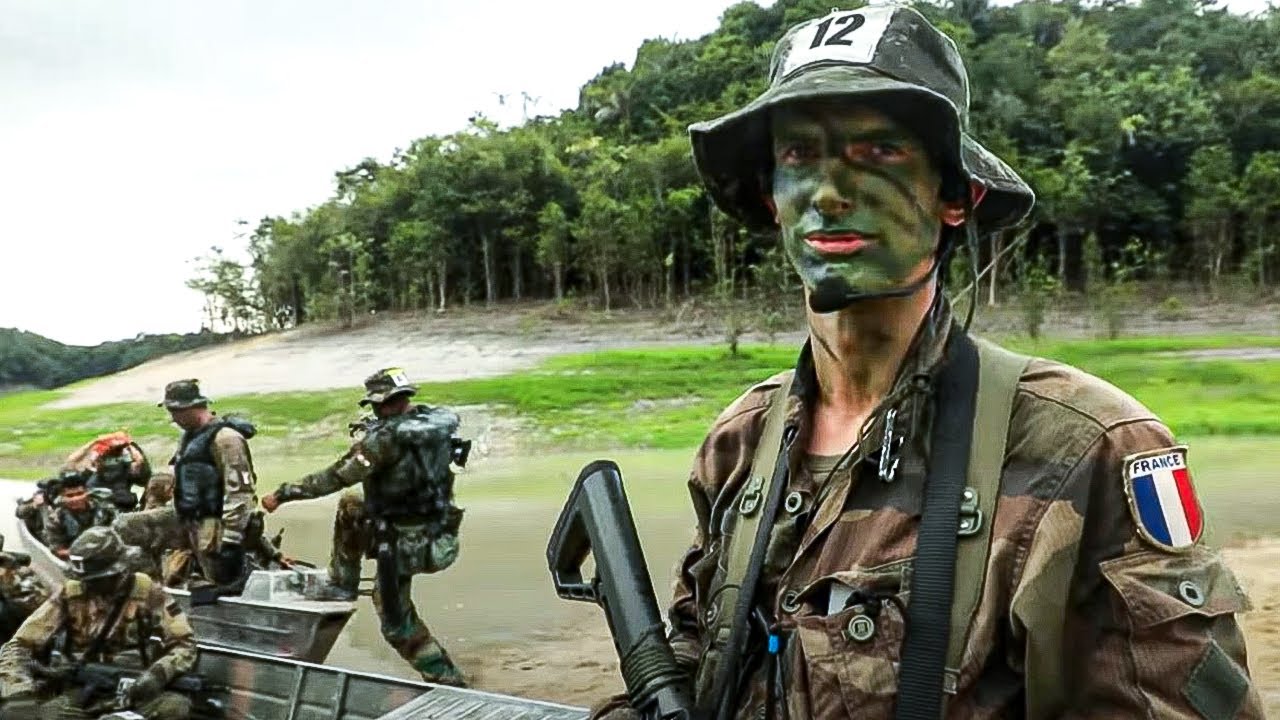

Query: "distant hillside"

xmin=0 ymin=328 xmax=234 ymax=391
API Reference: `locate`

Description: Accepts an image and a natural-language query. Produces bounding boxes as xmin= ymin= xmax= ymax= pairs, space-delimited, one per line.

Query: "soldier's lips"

xmin=806 ymin=233 xmax=873 ymax=255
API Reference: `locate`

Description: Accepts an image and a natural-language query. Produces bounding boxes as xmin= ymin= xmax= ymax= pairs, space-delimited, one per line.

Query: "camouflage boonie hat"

xmin=688 ymin=3 xmax=1035 ymax=234
xmin=66 ymin=527 xmax=130 ymax=581
xmin=158 ymin=378 xmax=211 ymax=410
xmin=360 ymin=367 xmax=417 ymax=407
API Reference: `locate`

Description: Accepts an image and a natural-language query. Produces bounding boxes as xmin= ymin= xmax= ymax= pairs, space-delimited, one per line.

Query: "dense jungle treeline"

xmin=188 ymin=0 xmax=1280 ymax=333
xmin=0 ymin=329 xmax=229 ymax=391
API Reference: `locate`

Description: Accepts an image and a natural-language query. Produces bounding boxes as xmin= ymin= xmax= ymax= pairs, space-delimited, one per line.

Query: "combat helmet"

xmin=360 ymin=367 xmax=417 ymax=407
xmin=65 ymin=527 xmax=130 ymax=581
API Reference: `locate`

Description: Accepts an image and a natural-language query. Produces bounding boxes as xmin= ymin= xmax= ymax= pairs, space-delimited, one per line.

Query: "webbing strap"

xmin=894 ymin=330 xmax=979 ymax=720
xmin=705 ymin=372 xmax=794 ymax=718
xmin=945 ymin=339 xmax=1031 ymax=674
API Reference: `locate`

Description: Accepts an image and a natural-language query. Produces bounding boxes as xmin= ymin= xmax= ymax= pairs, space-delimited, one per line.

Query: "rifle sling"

xmin=893 ymin=329 xmax=979 ymax=720
xmin=70 ymin=573 xmax=137 ymax=665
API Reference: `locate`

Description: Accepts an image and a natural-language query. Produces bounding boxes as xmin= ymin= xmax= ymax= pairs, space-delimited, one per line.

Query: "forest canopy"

xmin=188 ymin=0 xmax=1280 ymax=332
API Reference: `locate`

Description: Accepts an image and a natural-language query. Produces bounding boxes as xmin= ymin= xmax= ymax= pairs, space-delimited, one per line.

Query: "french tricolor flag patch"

xmin=1124 ymin=446 xmax=1203 ymax=552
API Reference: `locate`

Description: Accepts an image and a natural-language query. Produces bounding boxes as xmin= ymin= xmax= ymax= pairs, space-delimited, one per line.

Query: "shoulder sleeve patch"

xmin=1122 ymin=445 xmax=1204 ymax=552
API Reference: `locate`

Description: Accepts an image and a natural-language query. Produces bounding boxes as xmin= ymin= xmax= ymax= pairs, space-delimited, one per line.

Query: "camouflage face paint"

xmin=769 ymin=101 xmax=945 ymax=299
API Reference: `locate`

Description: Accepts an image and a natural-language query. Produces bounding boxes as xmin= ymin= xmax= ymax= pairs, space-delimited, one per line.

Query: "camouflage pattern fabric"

xmin=32 ymin=687 xmax=190 ymax=720
xmin=270 ymin=406 xmax=465 ymax=685
xmin=592 ymin=301 xmax=1262 ymax=719
xmin=330 ymin=493 xmax=461 ymax=683
xmin=42 ymin=492 xmax=118 ymax=558
xmin=15 ymin=495 xmax=54 ymax=538
xmin=0 ymin=559 xmax=52 ymax=643
xmin=142 ymin=471 xmax=176 ymax=510
xmin=113 ymin=509 xmax=219 ymax=588
xmin=0 ymin=573 xmax=196 ymax=704
xmin=198 ymin=424 xmax=258 ymax=546
xmin=0 ymin=562 xmax=50 ymax=620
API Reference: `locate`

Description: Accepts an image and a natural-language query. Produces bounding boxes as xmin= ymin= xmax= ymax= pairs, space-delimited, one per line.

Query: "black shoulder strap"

xmin=894 ymin=329 xmax=980 ymax=720
xmin=83 ymin=573 xmax=136 ymax=663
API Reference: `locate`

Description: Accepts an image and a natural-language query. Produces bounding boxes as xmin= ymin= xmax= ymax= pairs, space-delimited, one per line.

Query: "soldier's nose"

xmin=812 ymin=180 xmax=852 ymax=218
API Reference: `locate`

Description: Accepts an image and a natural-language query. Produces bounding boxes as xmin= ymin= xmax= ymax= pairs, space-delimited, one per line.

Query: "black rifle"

xmin=546 ymin=460 xmax=703 ymax=720
xmin=373 ymin=518 xmax=403 ymax=621
xmin=32 ymin=661 xmax=225 ymax=718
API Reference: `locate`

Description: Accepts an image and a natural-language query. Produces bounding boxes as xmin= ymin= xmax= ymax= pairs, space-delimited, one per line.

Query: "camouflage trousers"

xmin=113 ymin=507 xmax=221 ymax=587
xmin=36 ymin=689 xmax=190 ymax=720
xmin=331 ymin=492 xmax=465 ymax=686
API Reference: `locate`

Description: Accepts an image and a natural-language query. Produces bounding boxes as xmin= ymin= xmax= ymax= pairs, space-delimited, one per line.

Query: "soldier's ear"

xmin=941 ymin=181 xmax=988 ymax=227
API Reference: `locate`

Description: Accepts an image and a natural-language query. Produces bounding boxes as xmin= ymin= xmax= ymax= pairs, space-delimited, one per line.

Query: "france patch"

xmin=1123 ymin=446 xmax=1203 ymax=552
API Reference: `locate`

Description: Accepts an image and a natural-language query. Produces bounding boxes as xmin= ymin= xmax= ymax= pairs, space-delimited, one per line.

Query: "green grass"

xmin=1 ymin=334 xmax=1278 ymax=477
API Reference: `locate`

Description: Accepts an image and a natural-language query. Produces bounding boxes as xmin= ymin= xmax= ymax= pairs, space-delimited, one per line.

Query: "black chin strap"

xmin=807 ymin=258 xmax=942 ymax=314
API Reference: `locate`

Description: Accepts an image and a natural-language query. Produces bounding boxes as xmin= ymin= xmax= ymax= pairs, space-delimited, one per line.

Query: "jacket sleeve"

xmin=145 ymin=585 xmax=197 ymax=683
xmin=211 ymin=428 xmax=259 ymax=543
xmin=0 ymin=592 xmax=66 ymax=697
xmin=1013 ymin=419 xmax=1264 ymax=719
xmin=273 ymin=441 xmax=376 ymax=503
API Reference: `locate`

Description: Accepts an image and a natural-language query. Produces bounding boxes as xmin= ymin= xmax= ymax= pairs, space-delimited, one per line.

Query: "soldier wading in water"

xmin=262 ymin=368 xmax=470 ymax=687
xmin=592 ymin=5 xmax=1263 ymax=720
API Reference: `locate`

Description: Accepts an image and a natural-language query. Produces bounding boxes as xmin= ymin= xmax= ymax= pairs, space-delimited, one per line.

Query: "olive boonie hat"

xmin=66 ymin=526 xmax=130 ymax=581
xmin=158 ymin=378 xmax=211 ymax=410
xmin=688 ymin=3 xmax=1034 ymax=234
xmin=360 ymin=367 xmax=418 ymax=407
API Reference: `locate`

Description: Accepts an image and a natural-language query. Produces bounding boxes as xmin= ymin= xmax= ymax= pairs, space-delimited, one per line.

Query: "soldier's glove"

xmin=128 ymin=668 xmax=165 ymax=705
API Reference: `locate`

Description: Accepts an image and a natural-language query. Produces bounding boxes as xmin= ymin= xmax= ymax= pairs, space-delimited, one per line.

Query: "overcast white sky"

xmin=2 ymin=0 xmax=1271 ymax=346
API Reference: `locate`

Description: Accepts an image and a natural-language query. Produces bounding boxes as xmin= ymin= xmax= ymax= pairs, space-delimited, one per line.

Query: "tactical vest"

xmin=693 ymin=337 xmax=1030 ymax=712
xmin=172 ymin=418 xmax=255 ymax=521
xmin=361 ymin=405 xmax=462 ymax=530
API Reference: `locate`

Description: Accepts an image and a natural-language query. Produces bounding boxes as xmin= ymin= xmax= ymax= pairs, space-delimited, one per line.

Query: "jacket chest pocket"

xmin=788 ymin=559 xmax=912 ymax=718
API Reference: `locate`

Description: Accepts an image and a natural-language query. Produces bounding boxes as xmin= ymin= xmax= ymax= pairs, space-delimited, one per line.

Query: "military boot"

xmin=413 ymin=640 xmax=467 ymax=687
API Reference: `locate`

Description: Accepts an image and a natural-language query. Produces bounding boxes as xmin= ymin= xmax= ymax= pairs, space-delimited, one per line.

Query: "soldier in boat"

xmin=0 ymin=527 xmax=198 ymax=720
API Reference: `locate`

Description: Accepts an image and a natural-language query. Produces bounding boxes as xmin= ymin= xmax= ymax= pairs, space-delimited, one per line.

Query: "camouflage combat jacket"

xmin=0 ymin=558 xmax=51 ymax=641
xmin=273 ymin=406 xmax=465 ymax=575
xmin=0 ymin=573 xmax=196 ymax=697
xmin=612 ymin=304 xmax=1262 ymax=720
xmin=42 ymin=492 xmax=118 ymax=557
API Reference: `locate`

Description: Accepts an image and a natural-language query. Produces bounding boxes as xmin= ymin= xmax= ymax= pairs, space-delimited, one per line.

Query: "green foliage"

xmin=0 ymin=329 xmax=228 ymax=391
xmin=1014 ymin=252 xmax=1059 ymax=339
xmin=183 ymin=0 xmax=1280 ymax=327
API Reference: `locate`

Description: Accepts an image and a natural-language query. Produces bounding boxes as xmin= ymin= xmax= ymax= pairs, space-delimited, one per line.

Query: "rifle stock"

xmin=546 ymin=460 xmax=704 ymax=720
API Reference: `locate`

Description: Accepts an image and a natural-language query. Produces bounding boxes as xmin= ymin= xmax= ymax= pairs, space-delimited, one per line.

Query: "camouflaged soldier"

xmin=591 ymin=6 xmax=1262 ymax=720
xmin=261 ymin=368 xmax=469 ymax=687
xmin=0 ymin=527 xmax=197 ymax=720
xmin=42 ymin=470 xmax=118 ymax=561
xmin=0 ymin=533 xmax=52 ymax=644
xmin=15 ymin=476 xmax=61 ymax=540
xmin=62 ymin=431 xmax=153 ymax=512
xmin=113 ymin=379 xmax=260 ymax=591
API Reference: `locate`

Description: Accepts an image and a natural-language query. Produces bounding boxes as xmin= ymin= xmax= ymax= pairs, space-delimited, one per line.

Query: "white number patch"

xmin=778 ymin=5 xmax=896 ymax=78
